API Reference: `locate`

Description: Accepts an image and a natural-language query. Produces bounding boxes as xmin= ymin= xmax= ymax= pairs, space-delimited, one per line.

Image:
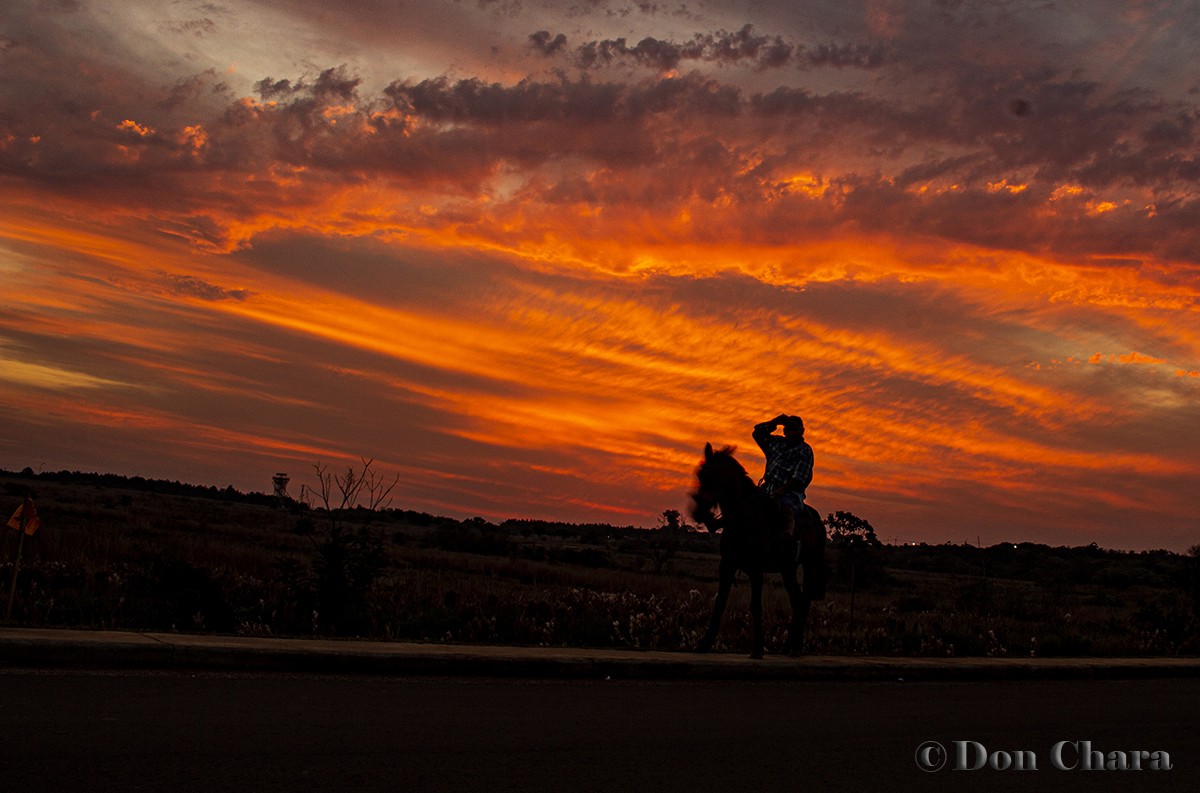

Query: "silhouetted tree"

xmin=826 ymin=510 xmax=883 ymax=650
xmin=298 ymin=458 xmax=398 ymax=635
xmin=1188 ymin=544 xmax=1200 ymax=615
xmin=641 ymin=509 xmax=691 ymax=574
xmin=301 ymin=458 xmax=399 ymax=527
xmin=827 ymin=511 xmax=880 ymax=547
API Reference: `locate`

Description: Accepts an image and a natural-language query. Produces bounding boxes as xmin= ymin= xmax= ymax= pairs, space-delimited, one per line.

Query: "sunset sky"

xmin=2 ymin=0 xmax=1198 ymax=550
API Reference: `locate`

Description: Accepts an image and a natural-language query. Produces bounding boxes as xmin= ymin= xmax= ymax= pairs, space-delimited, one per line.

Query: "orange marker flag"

xmin=7 ymin=498 xmax=39 ymax=535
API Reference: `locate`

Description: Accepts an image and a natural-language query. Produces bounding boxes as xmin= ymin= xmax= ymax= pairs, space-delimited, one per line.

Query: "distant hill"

xmin=3 ymin=466 xmax=1197 ymax=656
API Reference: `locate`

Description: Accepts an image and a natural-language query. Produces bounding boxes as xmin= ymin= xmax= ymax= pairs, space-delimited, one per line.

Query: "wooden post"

xmin=847 ymin=557 xmax=856 ymax=652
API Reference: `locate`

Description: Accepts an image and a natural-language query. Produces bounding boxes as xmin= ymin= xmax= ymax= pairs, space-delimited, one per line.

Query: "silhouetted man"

xmin=753 ymin=413 xmax=813 ymax=543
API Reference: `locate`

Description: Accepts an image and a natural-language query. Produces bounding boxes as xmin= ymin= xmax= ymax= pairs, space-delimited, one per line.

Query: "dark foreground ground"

xmin=1 ymin=628 xmax=1195 ymax=792
xmin=1 ymin=670 xmax=1194 ymax=793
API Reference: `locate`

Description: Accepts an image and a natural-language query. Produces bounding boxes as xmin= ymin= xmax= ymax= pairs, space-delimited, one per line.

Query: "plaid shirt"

xmin=754 ymin=428 xmax=814 ymax=500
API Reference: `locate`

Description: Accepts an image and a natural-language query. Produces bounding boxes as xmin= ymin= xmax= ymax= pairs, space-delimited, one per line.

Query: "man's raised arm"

xmin=753 ymin=413 xmax=789 ymax=450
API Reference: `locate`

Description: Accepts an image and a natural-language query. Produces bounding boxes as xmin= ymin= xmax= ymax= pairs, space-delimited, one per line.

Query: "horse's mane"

xmin=698 ymin=445 xmax=757 ymax=489
xmin=693 ymin=443 xmax=778 ymax=543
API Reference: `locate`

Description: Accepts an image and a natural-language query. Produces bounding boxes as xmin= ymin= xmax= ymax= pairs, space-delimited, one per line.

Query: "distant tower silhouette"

xmin=272 ymin=473 xmax=290 ymax=507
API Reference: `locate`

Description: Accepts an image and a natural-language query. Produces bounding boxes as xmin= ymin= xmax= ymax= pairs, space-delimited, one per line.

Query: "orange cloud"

xmin=117 ymin=119 xmax=154 ymax=137
xmin=3 ymin=2 xmax=1199 ymax=546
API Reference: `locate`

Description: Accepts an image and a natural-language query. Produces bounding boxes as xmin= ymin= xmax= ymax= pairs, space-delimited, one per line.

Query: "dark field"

xmin=2 ymin=469 xmax=1197 ymax=657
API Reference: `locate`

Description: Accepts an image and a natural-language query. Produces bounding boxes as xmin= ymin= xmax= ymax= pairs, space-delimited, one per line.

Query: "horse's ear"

xmin=704 ymin=442 xmax=713 ymax=460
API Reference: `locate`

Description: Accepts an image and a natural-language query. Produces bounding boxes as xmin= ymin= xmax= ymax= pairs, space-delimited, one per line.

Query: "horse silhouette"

xmin=689 ymin=443 xmax=826 ymax=658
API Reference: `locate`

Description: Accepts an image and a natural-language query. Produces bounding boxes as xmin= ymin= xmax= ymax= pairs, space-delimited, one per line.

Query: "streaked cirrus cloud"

xmin=0 ymin=0 xmax=1197 ymax=548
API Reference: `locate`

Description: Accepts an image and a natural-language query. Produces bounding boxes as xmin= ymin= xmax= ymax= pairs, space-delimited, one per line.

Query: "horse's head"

xmin=689 ymin=442 xmax=748 ymax=531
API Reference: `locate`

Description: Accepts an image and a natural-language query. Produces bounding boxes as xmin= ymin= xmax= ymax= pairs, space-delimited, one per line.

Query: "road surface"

xmin=1 ymin=670 xmax=1193 ymax=792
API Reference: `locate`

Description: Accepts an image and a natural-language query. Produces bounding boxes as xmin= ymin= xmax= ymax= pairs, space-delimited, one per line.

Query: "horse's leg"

xmin=795 ymin=594 xmax=812 ymax=654
xmin=697 ymin=559 xmax=735 ymax=653
xmin=786 ymin=584 xmax=813 ymax=657
xmin=781 ymin=564 xmax=806 ymax=656
xmin=786 ymin=506 xmax=822 ymax=655
xmin=749 ymin=569 xmax=764 ymax=659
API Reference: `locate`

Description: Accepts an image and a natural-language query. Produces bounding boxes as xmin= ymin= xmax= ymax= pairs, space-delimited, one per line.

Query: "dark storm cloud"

xmin=255 ymin=66 xmax=361 ymax=101
xmin=162 ymin=273 xmax=254 ymax=302
xmin=3 ymin=0 xmax=1199 ymax=264
xmin=161 ymin=69 xmax=231 ymax=110
xmin=804 ymin=41 xmax=886 ymax=69
xmin=3 ymin=48 xmax=1197 ymax=264
xmin=562 ymin=25 xmax=885 ymax=72
xmin=528 ymin=30 xmax=567 ymax=56
xmin=162 ymin=17 xmax=218 ymax=37
xmin=386 ymin=71 xmax=740 ymax=126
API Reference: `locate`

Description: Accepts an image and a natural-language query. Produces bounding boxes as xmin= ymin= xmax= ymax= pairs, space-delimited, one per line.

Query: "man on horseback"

xmin=690 ymin=431 xmax=824 ymax=657
xmin=753 ymin=413 xmax=813 ymax=545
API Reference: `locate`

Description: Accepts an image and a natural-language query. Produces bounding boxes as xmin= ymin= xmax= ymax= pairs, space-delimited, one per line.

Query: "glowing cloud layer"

xmin=1 ymin=0 xmax=1197 ymax=548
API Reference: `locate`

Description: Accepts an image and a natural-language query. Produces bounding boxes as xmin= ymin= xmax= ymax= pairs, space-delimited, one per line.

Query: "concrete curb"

xmin=3 ymin=627 xmax=1200 ymax=680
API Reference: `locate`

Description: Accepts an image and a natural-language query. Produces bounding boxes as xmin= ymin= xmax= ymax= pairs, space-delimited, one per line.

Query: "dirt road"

xmin=1 ymin=670 xmax=1192 ymax=792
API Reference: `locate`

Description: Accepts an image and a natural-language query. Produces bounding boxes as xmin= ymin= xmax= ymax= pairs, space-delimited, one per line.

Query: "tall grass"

xmin=2 ymin=472 xmax=1197 ymax=656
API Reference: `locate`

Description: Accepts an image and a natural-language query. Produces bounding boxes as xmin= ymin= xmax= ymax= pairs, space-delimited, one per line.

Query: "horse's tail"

xmin=799 ymin=505 xmax=827 ymax=600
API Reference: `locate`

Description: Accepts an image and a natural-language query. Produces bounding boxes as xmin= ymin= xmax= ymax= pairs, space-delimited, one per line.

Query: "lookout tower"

xmin=272 ymin=473 xmax=290 ymax=504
